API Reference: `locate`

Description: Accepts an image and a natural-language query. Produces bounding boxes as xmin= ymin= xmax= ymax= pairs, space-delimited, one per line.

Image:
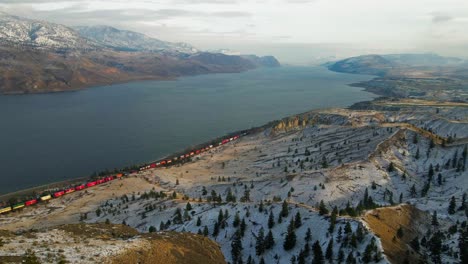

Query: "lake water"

xmin=0 ymin=66 xmax=375 ymax=194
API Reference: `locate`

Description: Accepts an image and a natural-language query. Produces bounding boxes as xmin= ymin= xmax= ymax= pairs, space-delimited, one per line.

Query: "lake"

xmin=0 ymin=66 xmax=376 ymax=194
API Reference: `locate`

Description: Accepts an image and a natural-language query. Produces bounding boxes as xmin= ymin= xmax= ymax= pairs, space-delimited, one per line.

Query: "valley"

xmin=1 ymin=98 xmax=466 ymax=263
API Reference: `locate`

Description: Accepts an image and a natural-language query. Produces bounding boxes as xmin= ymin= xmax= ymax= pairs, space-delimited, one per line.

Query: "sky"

xmin=1 ymin=0 xmax=468 ymax=64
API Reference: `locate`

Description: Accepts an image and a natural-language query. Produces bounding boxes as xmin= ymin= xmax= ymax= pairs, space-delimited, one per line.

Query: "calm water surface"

xmin=0 ymin=66 xmax=376 ymax=194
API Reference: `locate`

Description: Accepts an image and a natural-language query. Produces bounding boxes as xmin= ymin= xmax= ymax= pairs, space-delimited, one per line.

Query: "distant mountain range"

xmin=327 ymin=53 xmax=466 ymax=77
xmin=326 ymin=54 xmax=468 ymax=100
xmin=0 ymin=12 xmax=279 ymax=94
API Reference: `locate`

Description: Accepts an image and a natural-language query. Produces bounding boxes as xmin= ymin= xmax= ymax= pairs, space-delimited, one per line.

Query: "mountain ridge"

xmin=0 ymin=12 xmax=280 ymax=94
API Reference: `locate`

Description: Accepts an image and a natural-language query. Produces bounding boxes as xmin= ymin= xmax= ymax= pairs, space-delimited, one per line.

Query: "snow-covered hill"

xmin=0 ymin=11 xmax=97 ymax=50
xmin=74 ymin=25 xmax=198 ymax=54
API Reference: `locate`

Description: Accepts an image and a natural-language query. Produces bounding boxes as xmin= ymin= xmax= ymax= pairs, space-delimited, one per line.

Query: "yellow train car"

xmin=0 ymin=207 xmax=12 ymax=214
xmin=40 ymin=194 xmax=52 ymax=201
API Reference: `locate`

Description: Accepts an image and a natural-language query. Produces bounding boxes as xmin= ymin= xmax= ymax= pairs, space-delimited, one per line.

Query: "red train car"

xmin=53 ymin=191 xmax=65 ymax=198
xmin=104 ymin=176 xmax=114 ymax=182
xmin=75 ymin=184 xmax=86 ymax=191
xmin=65 ymin=188 xmax=75 ymax=194
xmin=96 ymin=179 xmax=105 ymax=185
xmin=86 ymin=181 xmax=97 ymax=188
xmin=116 ymin=173 xmax=123 ymax=178
xmin=222 ymin=139 xmax=230 ymax=144
xmin=150 ymin=163 xmax=156 ymax=168
xmin=160 ymin=160 xmax=167 ymax=165
xmin=25 ymin=199 xmax=37 ymax=206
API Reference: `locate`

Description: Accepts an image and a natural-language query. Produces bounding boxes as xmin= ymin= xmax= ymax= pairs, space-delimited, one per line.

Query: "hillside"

xmin=0 ymin=12 xmax=279 ymax=94
xmin=0 ymin=223 xmax=226 ymax=264
xmin=1 ymin=98 xmax=466 ymax=264
xmin=327 ymin=54 xmax=468 ymax=101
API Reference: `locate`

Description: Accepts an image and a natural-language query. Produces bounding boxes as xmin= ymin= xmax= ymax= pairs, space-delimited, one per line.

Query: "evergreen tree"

xmin=459 ymin=226 xmax=468 ymax=264
xmin=256 ymin=227 xmax=265 ymax=256
xmin=203 ymin=225 xmax=209 ymax=236
xmin=259 ymin=200 xmax=264 ymax=212
xmin=431 ymin=211 xmax=439 ymax=226
xmin=448 ymin=196 xmax=456 ymax=214
xmin=268 ymin=211 xmax=275 ymax=229
xmin=265 ymin=230 xmax=275 ymax=250
xmin=240 ymin=218 xmax=247 ymax=237
xmin=212 ymin=222 xmax=219 ymax=236
xmin=231 ymin=230 xmax=243 ymax=264
xmin=233 ymin=212 xmax=241 ymax=227
xmin=319 ymin=200 xmax=329 ymax=215
xmin=328 ymin=206 xmax=337 ymax=233
xmin=281 ymin=200 xmax=289 ymax=217
xmin=196 ymin=216 xmax=201 ymax=226
xmin=283 ymin=218 xmax=297 ymax=250
xmin=305 ymin=228 xmax=312 ymax=242
xmin=325 ymin=238 xmax=334 ymax=260
xmin=312 ymin=240 xmax=324 ymax=264
xmin=294 ymin=211 xmax=302 ymax=228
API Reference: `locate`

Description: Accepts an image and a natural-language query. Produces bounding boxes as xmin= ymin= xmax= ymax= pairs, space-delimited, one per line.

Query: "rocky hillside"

xmin=74 ymin=25 xmax=198 ymax=54
xmin=2 ymin=98 xmax=466 ymax=264
xmin=0 ymin=223 xmax=226 ymax=264
xmin=0 ymin=12 xmax=279 ymax=94
xmin=327 ymin=54 xmax=468 ymax=101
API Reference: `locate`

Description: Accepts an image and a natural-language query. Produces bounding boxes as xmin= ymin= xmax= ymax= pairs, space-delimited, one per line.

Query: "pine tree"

xmin=212 ymin=222 xmax=219 ymax=236
xmin=196 ymin=216 xmax=202 ymax=226
xmin=259 ymin=200 xmax=264 ymax=212
xmin=448 ymin=196 xmax=456 ymax=214
xmin=231 ymin=230 xmax=243 ymax=264
xmin=268 ymin=211 xmax=275 ymax=229
xmin=459 ymin=226 xmax=468 ymax=264
xmin=294 ymin=211 xmax=302 ymax=228
xmin=328 ymin=206 xmax=337 ymax=233
xmin=431 ymin=211 xmax=439 ymax=226
xmin=410 ymin=184 xmax=417 ymax=198
xmin=283 ymin=218 xmax=297 ymax=250
xmin=305 ymin=228 xmax=312 ymax=242
xmin=312 ymin=240 xmax=324 ymax=264
xmin=319 ymin=200 xmax=329 ymax=215
xmin=233 ymin=212 xmax=240 ymax=227
xmin=203 ymin=225 xmax=209 ymax=236
xmin=240 ymin=218 xmax=246 ymax=237
xmin=325 ymin=238 xmax=334 ymax=260
xmin=259 ymin=257 xmax=265 ymax=264
xmin=265 ymin=230 xmax=275 ymax=250
xmin=415 ymin=148 xmax=420 ymax=159
xmin=281 ymin=200 xmax=289 ymax=217
xmin=256 ymin=227 xmax=265 ymax=256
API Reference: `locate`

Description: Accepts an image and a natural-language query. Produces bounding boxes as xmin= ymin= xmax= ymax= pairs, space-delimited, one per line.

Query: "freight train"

xmin=0 ymin=134 xmax=243 ymax=215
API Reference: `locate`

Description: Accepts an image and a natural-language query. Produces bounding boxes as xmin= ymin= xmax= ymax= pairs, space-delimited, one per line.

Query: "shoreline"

xmin=0 ymin=67 xmax=380 ymax=201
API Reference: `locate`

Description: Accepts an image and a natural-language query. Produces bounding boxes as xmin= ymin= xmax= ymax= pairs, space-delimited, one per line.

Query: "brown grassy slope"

xmin=108 ymin=231 xmax=226 ymax=264
xmin=0 ymin=46 xmax=259 ymax=94
xmin=363 ymin=204 xmax=428 ymax=264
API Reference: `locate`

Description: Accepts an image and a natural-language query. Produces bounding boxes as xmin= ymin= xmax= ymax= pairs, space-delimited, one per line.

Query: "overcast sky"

xmin=1 ymin=0 xmax=467 ymax=64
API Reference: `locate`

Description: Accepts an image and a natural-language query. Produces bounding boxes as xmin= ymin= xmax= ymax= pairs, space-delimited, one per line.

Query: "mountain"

xmin=0 ymin=12 xmax=97 ymax=51
xmin=0 ymin=12 xmax=280 ymax=94
xmin=327 ymin=54 xmax=397 ymax=76
xmin=74 ymin=25 xmax=198 ymax=54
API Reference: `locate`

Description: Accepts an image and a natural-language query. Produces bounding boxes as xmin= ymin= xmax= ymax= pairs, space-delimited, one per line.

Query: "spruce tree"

xmin=294 ymin=211 xmax=302 ymax=228
xmin=431 ymin=211 xmax=439 ymax=226
xmin=281 ymin=200 xmax=289 ymax=217
xmin=319 ymin=200 xmax=329 ymax=215
xmin=448 ymin=196 xmax=456 ymax=214
xmin=265 ymin=229 xmax=275 ymax=250
xmin=255 ymin=227 xmax=265 ymax=256
xmin=283 ymin=218 xmax=297 ymax=250
xmin=268 ymin=211 xmax=275 ymax=229
xmin=325 ymin=238 xmax=334 ymax=260
xmin=312 ymin=240 xmax=324 ymax=264
xmin=233 ymin=212 xmax=240 ymax=227
xmin=231 ymin=230 xmax=243 ymax=264
xmin=305 ymin=228 xmax=312 ymax=242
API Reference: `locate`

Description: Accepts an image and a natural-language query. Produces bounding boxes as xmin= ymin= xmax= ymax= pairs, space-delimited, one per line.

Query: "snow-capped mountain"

xmin=0 ymin=11 xmax=97 ymax=50
xmin=74 ymin=25 xmax=198 ymax=54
